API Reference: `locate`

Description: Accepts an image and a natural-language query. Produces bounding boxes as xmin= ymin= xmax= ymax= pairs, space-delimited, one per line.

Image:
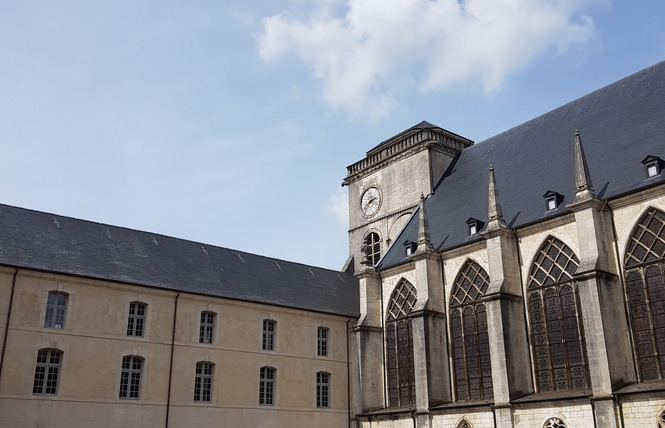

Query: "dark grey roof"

xmin=379 ymin=61 xmax=665 ymax=269
xmin=0 ymin=204 xmax=359 ymax=317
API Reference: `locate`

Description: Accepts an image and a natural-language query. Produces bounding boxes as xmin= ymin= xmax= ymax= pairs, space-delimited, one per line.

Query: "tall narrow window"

xmin=364 ymin=232 xmax=381 ymax=266
xmin=199 ymin=311 xmax=216 ymax=344
xmin=317 ymin=327 xmax=329 ymax=357
xmin=44 ymin=291 xmax=67 ymax=329
xmin=262 ymin=319 xmax=276 ymax=351
xmin=527 ymin=236 xmax=589 ymax=392
xmin=316 ymin=371 xmax=330 ymax=408
xmin=33 ymin=348 xmax=62 ymax=395
xmin=259 ymin=366 xmax=275 ymax=405
xmin=450 ymin=259 xmax=493 ymax=401
xmin=194 ymin=361 xmax=214 ymax=402
xmin=624 ymin=207 xmax=665 ymax=381
xmin=126 ymin=302 xmax=146 ymax=337
xmin=386 ymin=278 xmax=416 ymax=408
xmin=119 ymin=355 xmax=143 ymax=399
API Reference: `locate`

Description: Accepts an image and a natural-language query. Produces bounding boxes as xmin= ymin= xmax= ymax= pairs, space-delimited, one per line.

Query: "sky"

xmin=0 ymin=1 xmax=664 ymax=271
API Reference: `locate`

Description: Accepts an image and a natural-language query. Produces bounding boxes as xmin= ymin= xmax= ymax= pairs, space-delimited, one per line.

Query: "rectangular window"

xmin=44 ymin=292 xmax=67 ymax=329
xmin=127 ymin=302 xmax=146 ymax=337
xmin=262 ymin=319 xmax=275 ymax=351
xmin=119 ymin=355 xmax=143 ymax=399
xmin=316 ymin=372 xmax=329 ymax=408
xmin=317 ymin=327 xmax=329 ymax=357
xmin=199 ymin=311 xmax=215 ymax=344
xmin=194 ymin=362 xmax=214 ymax=402
xmin=259 ymin=366 xmax=275 ymax=405
xmin=33 ymin=349 xmax=62 ymax=395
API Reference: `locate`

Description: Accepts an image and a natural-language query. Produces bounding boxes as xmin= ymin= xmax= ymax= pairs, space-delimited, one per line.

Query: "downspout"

xmin=0 ymin=269 xmax=18 ymax=384
xmin=379 ymin=270 xmax=386 ymax=409
xmin=347 ymin=317 xmax=353 ymax=428
xmin=165 ymin=292 xmax=179 ymax=428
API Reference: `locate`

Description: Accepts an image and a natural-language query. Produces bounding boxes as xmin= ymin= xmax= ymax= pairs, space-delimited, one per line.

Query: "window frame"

xmin=44 ymin=291 xmax=68 ymax=329
xmin=199 ymin=311 xmax=216 ymax=344
xmin=32 ymin=348 xmax=62 ymax=395
xmin=259 ymin=366 xmax=275 ymax=406
xmin=194 ymin=361 xmax=214 ymax=402
xmin=262 ymin=319 xmax=276 ymax=351
xmin=449 ymin=259 xmax=493 ymax=402
xmin=363 ymin=232 xmax=381 ymax=266
xmin=316 ymin=371 xmax=330 ymax=408
xmin=126 ymin=301 xmax=147 ymax=337
xmin=317 ymin=326 xmax=329 ymax=357
xmin=526 ymin=236 xmax=589 ymax=393
xmin=119 ymin=355 xmax=144 ymax=399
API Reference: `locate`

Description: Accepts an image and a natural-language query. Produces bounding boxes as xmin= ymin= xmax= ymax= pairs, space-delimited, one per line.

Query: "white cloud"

xmin=258 ymin=0 xmax=598 ymax=121
xmin=329 ymin=187 xmax=349 ymax=228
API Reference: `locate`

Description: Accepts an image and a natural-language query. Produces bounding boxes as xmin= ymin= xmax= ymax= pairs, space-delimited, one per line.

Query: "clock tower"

xmin=342 ymin=121 xmax=473 ymax=273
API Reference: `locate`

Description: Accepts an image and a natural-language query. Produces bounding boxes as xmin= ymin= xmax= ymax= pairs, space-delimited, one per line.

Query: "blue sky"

xmin=1 ymin=0 xmax=664 ymax=270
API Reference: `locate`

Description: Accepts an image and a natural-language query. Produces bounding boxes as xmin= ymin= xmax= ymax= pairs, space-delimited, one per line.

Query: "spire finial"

xmin=574 ymin=130 xmax=596 ymax=201
xmin=487 ymin=165 xmax=506 ymax=229
xmin=417 ymin=193 xmax=433 ymax=251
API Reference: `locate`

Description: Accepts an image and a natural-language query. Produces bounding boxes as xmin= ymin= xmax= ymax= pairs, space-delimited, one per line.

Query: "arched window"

xmin=658 ymin=409 xmax=665 ymax=428
xmin=543 ymin=417 xmax=567 ymax=428
xmin=386 ymin=278 xmax=416 ymax=408
xmin=450 ymin=260 xmax=493 ymax=401
xmin=316 ymin=371 xmax=330 ymax=408
xmin=624 ymin=207 xmax=665 ymax=381
xmin=527 ymin=236 xmax=589 ymax=392
xmin=44 ymin=291 xmax=68 ymax=329
xmin=364 ymin=232 xmax=381 ymax=266
xmin=127 ymin=301 xmax=147 ymax=337
xmin=455 ymin=419 xmax=472 ymax=428
xmin=33 ymin=348 xmax=62 ymax=395
xmin=259 ymin=366 xmax=276 ymax=405
xmin=194 ymin=361 xmax=214 ymax=402
xmin=119 ymin=355 xmax=144 ymax=399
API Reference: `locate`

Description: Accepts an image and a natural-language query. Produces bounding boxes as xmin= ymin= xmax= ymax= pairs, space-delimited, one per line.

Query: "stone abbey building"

xmin=1 ymin=62 xmax=664 ymax=427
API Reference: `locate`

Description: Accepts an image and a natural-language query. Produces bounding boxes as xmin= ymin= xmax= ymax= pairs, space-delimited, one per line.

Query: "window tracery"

xmin=450 ymin=260 xmax=493 ymax=401
xmin=624 ymin=207 xmax=665 ymax=381
xmin=543 ymin=417 xmax=566 ymax=428
xmin=386 ymin=278 xmax=416 ymax=408
xmin=527 ymin=236 xmax=589 ymax=392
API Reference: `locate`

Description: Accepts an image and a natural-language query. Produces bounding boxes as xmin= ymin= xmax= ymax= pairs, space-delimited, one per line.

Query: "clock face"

xmin=361 ymin=187 xmax=381 ymax=217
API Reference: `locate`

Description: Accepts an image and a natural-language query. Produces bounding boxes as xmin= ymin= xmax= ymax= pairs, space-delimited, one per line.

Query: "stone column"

xmin=407 ymin=194 xmax=450 ymax=428
xmin=481 ymin=166 xmax=532 ymax=428
xmin=354 ymin=268 xmax=385 ymax=412
xmin=567 ymin=198 xmax=633 ymax=428
xmin=483 ymin=227 xmax=532 ymax=428
xmin=565 ymin=130 xmax=632 ymax=428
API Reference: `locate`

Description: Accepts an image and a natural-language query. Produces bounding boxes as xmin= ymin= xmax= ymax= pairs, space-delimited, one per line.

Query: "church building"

xmin=345 ymin=61 xmax=665 ymax=428
xmin=0 ymin=61 xmax=664 ymax=428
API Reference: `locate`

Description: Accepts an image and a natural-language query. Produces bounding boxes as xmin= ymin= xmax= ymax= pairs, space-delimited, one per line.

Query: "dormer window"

xmin=543 ymin=190 xmax=564 ymax=211
xmin=466 ymin=218 xmax=484 ymax=236
xmin=404 ymin=240 xmax=417 ymax=256
xmin=642 ymin=155 xmax=664 ymax=178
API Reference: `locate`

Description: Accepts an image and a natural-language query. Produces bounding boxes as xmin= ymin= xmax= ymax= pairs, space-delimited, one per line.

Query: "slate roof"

xmin=379 ymin=61 xmax=665 ymax=269
xmin=0 ymin=204 xmax=359 ymax=317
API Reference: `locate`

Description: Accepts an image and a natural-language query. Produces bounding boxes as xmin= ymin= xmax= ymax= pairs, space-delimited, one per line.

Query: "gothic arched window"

xmin=364 ymin=232 xmax=381 ymax=266
xmin=527 ymin=236 xmax=589 ymax=392
xmin=450 ymin=260 xmax=493 ymax=401
xmin=386 ymin=278 xmax=416 ymax=408
xmin=624 ymin=207 xmax=665 ymax=381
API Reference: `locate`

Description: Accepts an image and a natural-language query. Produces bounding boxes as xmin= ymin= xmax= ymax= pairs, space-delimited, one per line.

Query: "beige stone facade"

xmin=0 ymin=267 xmax=353 ymax=427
